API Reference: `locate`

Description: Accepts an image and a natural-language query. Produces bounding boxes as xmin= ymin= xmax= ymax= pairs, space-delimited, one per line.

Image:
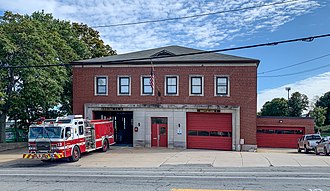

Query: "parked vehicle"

xmin=315 ymin=136 xmax=330 ymax=156
xmin=23 ymin=115 xmax=115 ymax=162
xmin=297 ymin=134 xmax=322 ymax=153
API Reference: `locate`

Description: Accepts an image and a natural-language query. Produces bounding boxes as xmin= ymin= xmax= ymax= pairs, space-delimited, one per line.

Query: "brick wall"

xmin=257 ymin=116 xmax=315 ymax=134
xmin=73 ymin=65 xmax=258 ymax=144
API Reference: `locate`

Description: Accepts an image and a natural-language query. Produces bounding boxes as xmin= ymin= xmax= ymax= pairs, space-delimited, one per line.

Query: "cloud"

xmin=0 ymin=0 xmax=321 ymax=53
xmin=257 ymin=72 xmax=330 ymax=111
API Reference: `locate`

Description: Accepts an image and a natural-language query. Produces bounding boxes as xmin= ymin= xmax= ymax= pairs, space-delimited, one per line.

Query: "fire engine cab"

xmin=23 ymin=115 xmax=115 ymax=162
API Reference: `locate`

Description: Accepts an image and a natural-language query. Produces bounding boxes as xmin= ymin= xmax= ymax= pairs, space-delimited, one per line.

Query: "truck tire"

xmin=69 ymin=146 xmax=80 ymax=162
xmin=304 ymin=145 xmax=308 ymax=154
xmin=297 ymin=146 xmax=301 ymax=153
xmin=315 ymin=148 xmax=319 ymax=155
xmin=102 ymin=139 xmax=109 ymax=152
xmin=325 ymin=147 xmax=328 ymax=156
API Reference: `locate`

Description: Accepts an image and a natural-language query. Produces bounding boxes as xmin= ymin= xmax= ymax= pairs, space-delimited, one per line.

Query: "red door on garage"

xmin=187 ymin=112 xmax=232 ymax=150
xmin=151 ymin=117 xmax=168 ymax=147
xmin=257 ymin=126 xmax=304 ymax=148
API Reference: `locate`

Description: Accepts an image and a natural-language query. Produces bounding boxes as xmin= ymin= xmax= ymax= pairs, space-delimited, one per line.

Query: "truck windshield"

xmin=29 ymin=126 xmax=63 ymax=139
xmin=29 ymin=127 xmax=44 ymax=139
xmin=45 ymin=127 xmax=62 ymax=138
xmin=306 ymin=135 xmax=321 ymax=140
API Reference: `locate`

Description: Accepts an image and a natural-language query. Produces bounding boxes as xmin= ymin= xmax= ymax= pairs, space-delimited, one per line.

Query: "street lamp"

xmin=285 ymin=87 xmax=291 ymax=116
xmin=285 ymin=87 xmax=291 ymax=101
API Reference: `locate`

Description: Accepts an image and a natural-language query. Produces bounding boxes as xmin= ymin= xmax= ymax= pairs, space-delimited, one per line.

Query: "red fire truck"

xmin=23 ymin=115 xmax=115 ymax=162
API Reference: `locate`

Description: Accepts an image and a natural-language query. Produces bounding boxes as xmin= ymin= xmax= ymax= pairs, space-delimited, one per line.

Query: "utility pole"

xmin=285 ymin=87 xmax=291 ymax=116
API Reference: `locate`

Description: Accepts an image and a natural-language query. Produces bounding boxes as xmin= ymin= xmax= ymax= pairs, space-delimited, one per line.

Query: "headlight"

xmin=29 ymin=146 xmax=36 ymax=150
xmin=51 ymin=145 xmax=57 ymax=151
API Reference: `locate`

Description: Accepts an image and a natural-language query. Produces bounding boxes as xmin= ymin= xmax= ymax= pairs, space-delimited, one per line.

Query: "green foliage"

xmin=0 ymin=11 xmax=116 ymax=132
xmin=260 ymin=98 xmax=288 ymax=116
xmin=311 ymin=106 xmax=327 ymax=128
xmin=315 ymin=91 xmax=330 ymax=125
xmin=72 ymin=23 xmax=116 ymax=58
xmin=288 ymin=92 xmax=309 ymax=117
xmin=260 ymin=91 xmax=309 ymax=117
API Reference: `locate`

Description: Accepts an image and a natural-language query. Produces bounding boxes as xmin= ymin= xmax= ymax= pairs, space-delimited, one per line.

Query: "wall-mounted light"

xmin=279 ymin=120 xmax=283 ymax=123
xmin=138 ymin=123 xmax=140 ymax=127
xmin=178 ymin=123 xmax=181 ymax=127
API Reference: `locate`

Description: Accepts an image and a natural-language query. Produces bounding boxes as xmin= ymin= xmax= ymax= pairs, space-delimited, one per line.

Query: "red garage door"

xmin=187 ymin=112 xmax=232 ymax=150
xmin=257 ymin=127 xmax=305 ymax=148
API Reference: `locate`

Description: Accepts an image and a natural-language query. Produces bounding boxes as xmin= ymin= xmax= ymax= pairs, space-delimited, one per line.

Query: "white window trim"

xmin=189 ymin=75 xmax=204 ymax=96
xmin=140 ymin=75 xmax=154 ymax=96
xmin=164 ymin=75 xmax=179 ymax=96
xmin=117 ymin=75 xmax=131 ymax=96
xmin=214 ymin=75 xmax=230 ymax=97
xmin=94 ymin=75 xmax=108 ymax=96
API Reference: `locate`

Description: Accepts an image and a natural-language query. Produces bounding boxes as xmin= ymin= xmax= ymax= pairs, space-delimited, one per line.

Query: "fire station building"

xmin=72 ymin=45 xmax=314 ymax=151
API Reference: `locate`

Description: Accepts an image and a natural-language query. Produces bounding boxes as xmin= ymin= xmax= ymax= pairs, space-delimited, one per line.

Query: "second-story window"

xmin=142 ymin=76 xmax=153 ymax=95
xmin=166 ymin=76 xmax=178 ymax=95
xmin=95 ymin=76 xmax=108 ymax=95
xmin=190 ymin=76 xmax=203 ymax=96
xmin=215 ymin=76 xmax=229 ymax=96
xmin=119 ymin=76 xmax=130 ymax=95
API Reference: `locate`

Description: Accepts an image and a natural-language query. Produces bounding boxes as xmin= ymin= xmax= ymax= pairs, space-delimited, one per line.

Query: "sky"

xmin=0 ymin=0 xmax=329 ymax=111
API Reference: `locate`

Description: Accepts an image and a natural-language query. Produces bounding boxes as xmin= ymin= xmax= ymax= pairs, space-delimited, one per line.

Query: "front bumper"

xmin=23 ymin=153 xmax=64 ymax=160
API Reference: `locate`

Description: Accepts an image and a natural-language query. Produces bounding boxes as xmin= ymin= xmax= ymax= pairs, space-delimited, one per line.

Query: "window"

xmin=215 ymin=76 xmax=229 ymax=96
xmin=79 ymin=125 xmax=84 ymax=135
xmin=95 ymin=76 xmax=108 ymax=95
xmin=190 ymin=76 xmax=203 ymax=96
xmin=197 ymin=131 xmax=209 ymax=136
xmin=142 ymin=76 xmax=153 ymax=95
xmin=118 ymin=76 xmax=130 ymax=95
xmin=165 ymin=76 xmax=178 ymax=95
xmin=188 ymin=130 xmax=197 ymax=136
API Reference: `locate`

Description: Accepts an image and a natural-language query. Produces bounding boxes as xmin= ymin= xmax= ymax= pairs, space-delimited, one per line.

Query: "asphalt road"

xmin=0 ymin=164 xmax=328 ymax=191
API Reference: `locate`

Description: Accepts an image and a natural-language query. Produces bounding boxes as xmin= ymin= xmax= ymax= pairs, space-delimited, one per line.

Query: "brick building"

xmin=257 ymin=116 xmax=314 ymax=148
xmin=72 ymin=45 xmax=313 ymax=151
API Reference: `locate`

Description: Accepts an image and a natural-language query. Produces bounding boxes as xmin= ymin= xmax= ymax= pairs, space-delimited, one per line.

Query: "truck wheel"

xmin=70 ymin=146 xmax=80 ymax=162
xmin=102 ymin=139 xmax=109 ymax=152
xmin=304 ymin=146 xmax=308 ymax=154
xmin=297 ymin=146 xmax=301 ymax=153
xmin=315 ymin=148 xmax=319 ymax=155
xmin=325 ymin=147 xmax=328 ymax=156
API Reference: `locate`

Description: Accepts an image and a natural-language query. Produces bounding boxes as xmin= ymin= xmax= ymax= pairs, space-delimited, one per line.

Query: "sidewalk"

xmin=1 ymin=147 xmax=330 ymax=168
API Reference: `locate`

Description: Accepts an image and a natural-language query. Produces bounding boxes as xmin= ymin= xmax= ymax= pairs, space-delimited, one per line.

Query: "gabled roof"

xmin=72 ymin=45 xmax=260 ymax=65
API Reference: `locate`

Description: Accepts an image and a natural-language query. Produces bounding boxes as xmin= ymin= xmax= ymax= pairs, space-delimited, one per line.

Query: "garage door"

xmin=187 ymin=112 xmax=232 ymax=150
xmin=257 ymin=126 xmax=305 ymax=148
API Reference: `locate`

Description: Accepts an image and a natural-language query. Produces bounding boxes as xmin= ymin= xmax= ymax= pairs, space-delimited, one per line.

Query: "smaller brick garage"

xmin=257 ymin=116 xmax=314 ymax=148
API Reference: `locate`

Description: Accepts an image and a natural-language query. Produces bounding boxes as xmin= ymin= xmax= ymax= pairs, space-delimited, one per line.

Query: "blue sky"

xmin=0 ymin=0 xmax=329 ymax=110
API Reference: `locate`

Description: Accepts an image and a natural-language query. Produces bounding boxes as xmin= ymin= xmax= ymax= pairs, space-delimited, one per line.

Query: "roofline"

xmin=71 ymin=59 xmax=260 ymax=66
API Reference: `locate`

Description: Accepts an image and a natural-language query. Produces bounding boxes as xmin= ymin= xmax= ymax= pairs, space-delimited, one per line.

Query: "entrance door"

xmin=151 ymin=117 xmax=168 ymax=147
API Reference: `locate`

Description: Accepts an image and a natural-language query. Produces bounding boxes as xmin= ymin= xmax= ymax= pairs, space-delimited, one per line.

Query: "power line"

xmin=258 ymin=63 xmax=330 ymax=78
xmin=258 ymin=53 xmax=330 ymax=74
xmin=91 ymin=0 xmax=299 ymax=28
xmin=1 ymin=33 xmax=330 ymax=69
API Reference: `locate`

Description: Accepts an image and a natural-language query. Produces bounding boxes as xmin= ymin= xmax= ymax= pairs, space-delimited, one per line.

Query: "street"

xmin=0 ymin=147 xmax=330 ymax=191
xmin=0 ymin=165 xmax=328 ymax=191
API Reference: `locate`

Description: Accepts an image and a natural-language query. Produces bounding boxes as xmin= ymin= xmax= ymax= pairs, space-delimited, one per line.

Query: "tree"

xmin=260 ymin=98 xmax=288 ymax=116
xmin=0 ymin=11 xmax=115 ymax=142
xmin=288 ymin=92 xmax=309 ymax=117
xmin=310 ymin=106 xmax=327 ymax=132
xmin=315 ymin=91 xmax=330 ymax=125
